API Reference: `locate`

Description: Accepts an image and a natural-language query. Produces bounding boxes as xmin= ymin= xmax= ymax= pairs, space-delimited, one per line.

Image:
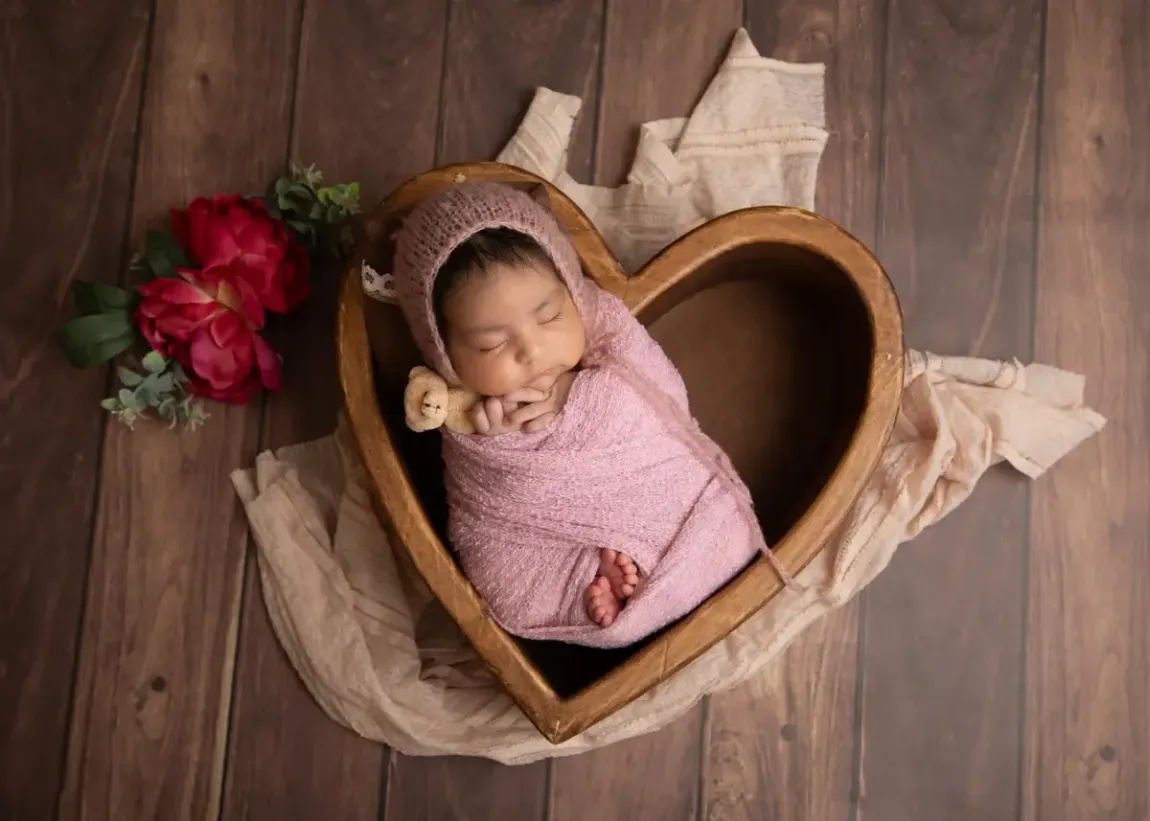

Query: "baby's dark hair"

xmin=432 ymin=227 xmax=556 ymax=332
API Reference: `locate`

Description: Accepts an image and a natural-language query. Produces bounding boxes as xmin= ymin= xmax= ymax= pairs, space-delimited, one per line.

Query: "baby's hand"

xmin=509 ymin=371 xmax=577 ymax=433
xmin=470 ymin=388 xmax=548 ymax=436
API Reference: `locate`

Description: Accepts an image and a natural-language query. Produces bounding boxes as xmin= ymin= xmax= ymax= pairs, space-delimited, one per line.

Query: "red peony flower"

xmin=134 ymin=267 xmax=281 ymax=404
xmin=170 ymin=194 xmax=309 ymax=314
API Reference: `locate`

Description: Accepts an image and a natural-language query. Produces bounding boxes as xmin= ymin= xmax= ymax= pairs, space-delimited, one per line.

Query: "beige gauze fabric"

xmin=231 ymin=29 xmax=1105 ymax=764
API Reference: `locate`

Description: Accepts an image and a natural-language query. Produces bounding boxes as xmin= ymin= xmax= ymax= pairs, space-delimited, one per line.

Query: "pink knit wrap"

xmin=393 ymin=182 xmax=777 ymax=648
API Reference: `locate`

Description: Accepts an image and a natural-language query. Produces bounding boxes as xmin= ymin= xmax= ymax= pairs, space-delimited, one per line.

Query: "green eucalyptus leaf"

xmin=57 ymin=312 xmax=135 ymax=368
xmin=117 ymin=366 xmax=143 ymax=387
xmin=100 ymin=397 xmax=121 ymax=411
xmin=141 ymin=350 xmax=167 ymax=373
xmin=73 ymin=281 xmax=135 ymax=315
xmin=148 ymin=372 xmax=175 ymax=394
xmin=135 ymin=386 xmax=156 ymax=407
xmin=322 ymin=183 xmax=357 ymax=211
xmin=119 ymin=387 xmax=143 ymax=410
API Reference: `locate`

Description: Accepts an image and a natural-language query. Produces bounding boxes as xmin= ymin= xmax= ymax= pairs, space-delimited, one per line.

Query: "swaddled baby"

xmin=393 ymin=181 xmax=779 ymax=649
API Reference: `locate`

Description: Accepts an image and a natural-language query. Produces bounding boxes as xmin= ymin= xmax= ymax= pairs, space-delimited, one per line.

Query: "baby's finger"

xmin=510 ymin=400 xmax=555 ymax=426
xmin=484 ymin=396 xmax=504 ymax=428
xmin=471 ymin=403 xmax=491 ymax=435
xmin=523 ymin=412 xmax=557 ymax=433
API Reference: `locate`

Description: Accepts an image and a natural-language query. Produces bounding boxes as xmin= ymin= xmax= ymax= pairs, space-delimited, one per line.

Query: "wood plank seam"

xmin=849 ymin=1 xmax=892 ymax=818
xmin=52 ymin=0 xmax=158 ymax=813
xmin=1015 ymin=0 xmax=1049 ymax=817
xmin=584 ymin=0 xmax=610 ymax=186
xmin=847 ymin=602 xmax=869 ymax=821
xmin=694 ymin=695 xmax=711 ymax=821
xmin=432 ymin=0 xmax=457 ymax=169
xmin=213 ymin=0 xmax=309 ymax=816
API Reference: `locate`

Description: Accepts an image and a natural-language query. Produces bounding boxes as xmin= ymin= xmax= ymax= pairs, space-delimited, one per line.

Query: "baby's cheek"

xmin=457 ymin=354 xmax=521 ymax=397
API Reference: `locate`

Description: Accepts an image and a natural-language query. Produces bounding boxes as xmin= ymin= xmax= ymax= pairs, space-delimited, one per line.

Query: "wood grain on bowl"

xmin=337 ymin=162 xmax=904 ymax=743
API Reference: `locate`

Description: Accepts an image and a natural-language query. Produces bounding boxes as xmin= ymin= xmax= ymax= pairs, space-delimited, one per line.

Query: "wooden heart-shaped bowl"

xmin=337 ymin=162 xmax=904 ymax=744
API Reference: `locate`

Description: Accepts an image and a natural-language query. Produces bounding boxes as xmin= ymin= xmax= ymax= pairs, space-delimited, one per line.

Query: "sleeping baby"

xmin=392 ymin=181 xmax=784 ymax=649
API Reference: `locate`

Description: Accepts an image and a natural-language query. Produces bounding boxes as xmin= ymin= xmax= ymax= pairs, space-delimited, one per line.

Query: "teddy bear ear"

xmin=404 ymin=382 xmax=445 ymax=432
xmin=361 ymin=261 xmax=398 ymax=304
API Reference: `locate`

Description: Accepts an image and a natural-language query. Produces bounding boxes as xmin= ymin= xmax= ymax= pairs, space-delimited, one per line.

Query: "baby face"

xmin=440 ymin=261 xmax=586 ymax=398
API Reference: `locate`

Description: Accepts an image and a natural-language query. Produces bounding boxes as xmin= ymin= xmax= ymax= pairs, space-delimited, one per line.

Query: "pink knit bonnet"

xmin=392 ymin=181 xmax=598 ymax=385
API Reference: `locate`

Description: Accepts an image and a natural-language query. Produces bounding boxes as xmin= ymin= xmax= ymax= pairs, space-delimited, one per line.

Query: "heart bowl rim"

xmin=337 ymin=161 xmax=905 ymax=744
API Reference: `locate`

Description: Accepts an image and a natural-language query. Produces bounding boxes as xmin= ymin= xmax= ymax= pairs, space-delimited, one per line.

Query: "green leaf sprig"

xmin=100 ymin=351 xmax=208 ymax=430
xmin=267 ymin=162 xmax=360 ymax=258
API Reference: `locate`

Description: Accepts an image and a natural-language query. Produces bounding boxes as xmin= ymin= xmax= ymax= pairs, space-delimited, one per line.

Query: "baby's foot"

xmin=598 ymin=548 xmax=640 ymax=599
xmin=586 ymin=576 xmax=622 ymax=627
xmin=585 ymin=549 xmax=641 ymax=628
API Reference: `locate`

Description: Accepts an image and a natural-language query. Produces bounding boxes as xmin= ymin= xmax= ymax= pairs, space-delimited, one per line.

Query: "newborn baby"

xmin=428 ymin=225 xmax=642 ymax=624
xmin=393 ymin=182 xmax=775 ymax=648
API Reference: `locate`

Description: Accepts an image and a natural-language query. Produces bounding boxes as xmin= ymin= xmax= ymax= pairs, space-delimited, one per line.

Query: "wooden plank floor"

xmin=2 ymin=0 xmax=1145 ymax=819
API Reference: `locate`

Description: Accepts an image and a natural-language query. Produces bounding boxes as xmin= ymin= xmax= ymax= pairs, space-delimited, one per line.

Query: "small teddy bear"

xmin=403 ymin=366 xmax=479 ymax=435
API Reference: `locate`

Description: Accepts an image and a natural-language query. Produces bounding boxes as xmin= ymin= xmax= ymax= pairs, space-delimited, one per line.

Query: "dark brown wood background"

xmin=2 ymin=0 xmax=1145 ymax=819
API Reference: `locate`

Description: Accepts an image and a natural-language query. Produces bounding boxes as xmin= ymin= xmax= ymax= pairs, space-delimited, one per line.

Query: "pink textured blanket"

xmin=444 ymin=289 xmax=773 ymax=648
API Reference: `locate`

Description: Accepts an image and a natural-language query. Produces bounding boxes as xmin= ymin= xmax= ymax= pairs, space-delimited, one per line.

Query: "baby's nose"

xmin=517 ymin=339 xmax=540 ymax=365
